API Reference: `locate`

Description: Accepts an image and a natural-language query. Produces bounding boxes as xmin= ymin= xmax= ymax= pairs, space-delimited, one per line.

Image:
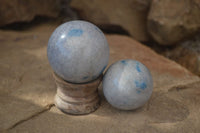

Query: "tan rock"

xmin=0 ymin=0 xmax=61 ymax=26
xmin=159 ymin=34 xmax=200 ymax=76
xmin=70 ymin=0 xmax=150 ymax=41
xmin=148 ymin=0 xmax=200 ymax=45
xmin=0 ymin=28 xmax=57 ymax=131
xmin=0 ymin=22 xmax=199 ymax=132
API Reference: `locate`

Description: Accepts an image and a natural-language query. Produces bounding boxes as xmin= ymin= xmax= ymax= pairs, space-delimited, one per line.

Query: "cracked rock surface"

xmin=0 ymin=22 xmax=200 ymax=132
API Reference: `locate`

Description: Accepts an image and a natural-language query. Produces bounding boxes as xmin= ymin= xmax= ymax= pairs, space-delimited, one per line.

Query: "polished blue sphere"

xmin=103 ymin=59 xmax=153 ymax=110
xmin=47 ymin=20 xmax=109 ymax=83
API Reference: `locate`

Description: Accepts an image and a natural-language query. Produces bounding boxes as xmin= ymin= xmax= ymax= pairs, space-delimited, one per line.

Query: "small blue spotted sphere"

xmin=47 ymin=20 xmax=109 ymax=83
xmin=103 ymin=59 xmax=153 ymax=110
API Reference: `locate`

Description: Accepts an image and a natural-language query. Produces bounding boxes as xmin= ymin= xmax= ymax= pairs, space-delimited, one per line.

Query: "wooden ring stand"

xmin=53 ymin=73 xmax=102 ymax=115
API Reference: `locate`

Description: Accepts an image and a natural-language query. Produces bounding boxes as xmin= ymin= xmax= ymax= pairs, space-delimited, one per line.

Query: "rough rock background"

xmin=147 ymin=0 xmax=200 ymax=45
xmin=0 ymin=0 xmax=64 ymax=27
xmin=70 ymin=0 xmax=151 ymax=42
xmin=149 ymin=33 xmax=200 ymax=76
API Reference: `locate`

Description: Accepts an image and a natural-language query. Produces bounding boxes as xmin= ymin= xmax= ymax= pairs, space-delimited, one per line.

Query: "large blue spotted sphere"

xmin=103 ymin=59 xmax=153 ymax=110
xmin=47 ymin=20 xmax=109 ymax=83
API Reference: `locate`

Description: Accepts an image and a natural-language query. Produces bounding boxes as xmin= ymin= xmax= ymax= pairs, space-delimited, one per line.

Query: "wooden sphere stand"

xmin=53 ymin=73 xmax=102 ymax=115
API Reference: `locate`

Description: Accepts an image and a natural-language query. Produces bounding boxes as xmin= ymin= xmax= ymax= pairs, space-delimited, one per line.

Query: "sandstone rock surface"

xmin=70 ymin=0 xmax=151 ymax=41
xmin=148 ymin=0 xmax=200 ymax=45
xmin=161 ymin=34 xmax=200 ymax=76
xmin=0 ymin=0 xmax=61 ymax=26
xmin=0 ymin=22 xmax=199 ymax=132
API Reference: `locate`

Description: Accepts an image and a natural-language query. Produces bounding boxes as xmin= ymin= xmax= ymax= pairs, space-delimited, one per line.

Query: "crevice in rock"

xmin=0 ymin=16 xmax=62 ymax=31
xmin=7 ymin=104 xmax=55 ymax=131
xmin=168 ymin=80 xmax=200 ymax=92
xmin=98 ymin=24 xmax=130 ymax=36
xmin=168 ymin=85 xmax=188 ymax=92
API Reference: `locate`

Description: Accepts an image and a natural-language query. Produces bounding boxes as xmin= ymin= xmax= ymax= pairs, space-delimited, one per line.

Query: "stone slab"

xmin=9 ymin=81 xmax=200 ymax=133
xmin=0 ymin=23 xmax=199 ymax=132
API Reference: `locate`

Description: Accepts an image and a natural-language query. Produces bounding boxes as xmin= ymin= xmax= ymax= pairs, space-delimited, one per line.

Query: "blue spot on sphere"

xmin=68 ymin=29 xmax=83 ymax=37
xmin=136 ymin=62 xmax=141 ymax=72
xmin=121 ymin=60 xmax=127 ymax=65
xmin=135 ymin=80 xmax=147 ymax=90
